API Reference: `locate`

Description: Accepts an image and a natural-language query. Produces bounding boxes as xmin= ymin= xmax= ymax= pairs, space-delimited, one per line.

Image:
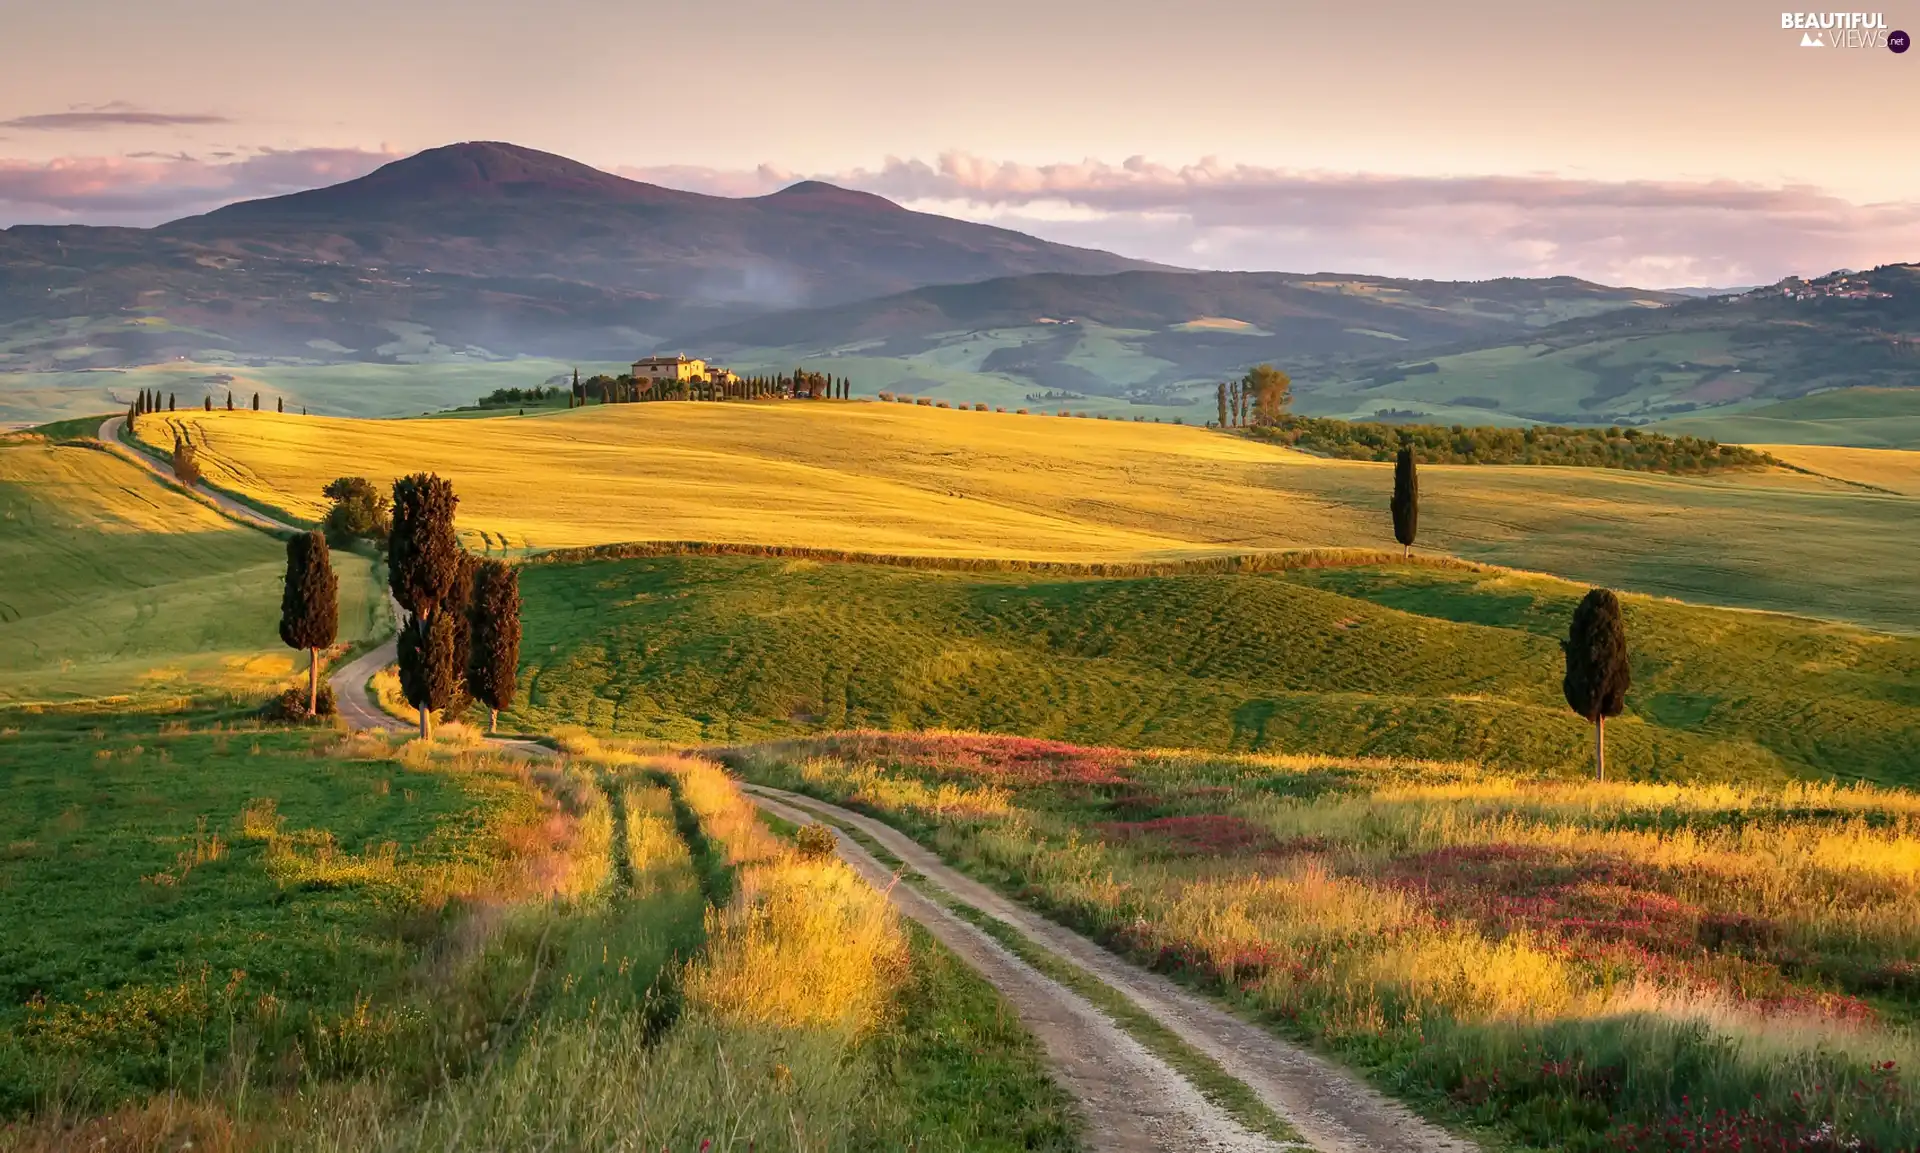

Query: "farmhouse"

xmin=632 ymin=354 xmax=738 ymax=385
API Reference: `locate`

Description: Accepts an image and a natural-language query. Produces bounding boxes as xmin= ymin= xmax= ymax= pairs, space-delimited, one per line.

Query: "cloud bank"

xmin=620 ymin=154 xmax=1920 ymax=288
xmin=0 ymin=147 xmax=397 ymax=225
xmin=1 ymin=144 xmax=1911 ymax=287
xmin=1 ymin=109 xmax=231 ymax=131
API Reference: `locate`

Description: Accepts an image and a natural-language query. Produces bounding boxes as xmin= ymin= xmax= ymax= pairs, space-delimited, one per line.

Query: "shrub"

xmin=915 ymin=398 xmax=931 ymax=407
xmin=935 ymin=401 xmax=951 ymax=409
xmin=1016 ymin=408 xmax=1029 ymax=415
xmin=876 ymin=391 xmax=895 ymax=402
xmin=261 ymin=683 xmax=337 ymax=722
xmin=974 ymin=403 xmax=989 ymax=412
xmin=793 ymin=823 xmax=838 ymax=860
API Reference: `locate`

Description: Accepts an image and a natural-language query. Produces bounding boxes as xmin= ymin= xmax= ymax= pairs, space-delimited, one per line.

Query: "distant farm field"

xmin=0 ymin=357 xmax=619 ymax=425
xmin=1656 ymin=387 xmax=1920 ymax=450
xmin=131 ymin=404 xmax=1920 ymax=630
xmin=0 ymin=440 xmax=382 ymax=704
xmin=1757 ymin=444 xmax=1920 ymax=496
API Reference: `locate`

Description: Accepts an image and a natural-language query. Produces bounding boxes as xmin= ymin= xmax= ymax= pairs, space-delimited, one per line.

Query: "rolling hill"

xmin=1307 ymin=264 xmax=1920 ymax=426
xmin=0 ymin=141 xmax=1155 ymax=371
xmin=694 ymin=270 xmax=1681 ymax=413
xmin=128 ymin=403 xmax=1920 ymax=630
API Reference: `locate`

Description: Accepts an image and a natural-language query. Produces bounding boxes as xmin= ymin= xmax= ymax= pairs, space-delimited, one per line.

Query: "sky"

xmin=0 ymin=0 xmax=1914 ymax=286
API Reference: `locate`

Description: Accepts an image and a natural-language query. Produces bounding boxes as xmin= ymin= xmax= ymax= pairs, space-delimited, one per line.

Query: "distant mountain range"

xmin=0 ymin=141 xmax=1154 ymax=369
xmin=0 ymin=141 xmax=1913 ymax=431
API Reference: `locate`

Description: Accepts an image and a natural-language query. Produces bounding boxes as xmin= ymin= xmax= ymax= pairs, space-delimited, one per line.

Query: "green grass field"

xmin=0 ymin=440 xmax=383 ymax=705
xmin=0 ymin=358 xmax=623 ymax=425
xmin=130 ymin=404 xmax=1920 ymax=630
xmin=509 ymin=554 xmax=1920 ymax=787
xmin=1656 ymin=387 xmax=1920 ymax=450
xmin=0 ymin=716 xmax=558 ymax=1117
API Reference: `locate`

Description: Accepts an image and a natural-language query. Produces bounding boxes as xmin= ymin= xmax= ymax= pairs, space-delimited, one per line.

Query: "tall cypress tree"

xmin=277 ymin=397 xmax=284 ymax=413
xmin=279 ymin=531 xmax=339 ymax=716
xmin=227 ymin=392 xmax=234 ymax=410
xmin=445 ymin=554 xmax=477 ymax=721
xmin=204 ymin=395 xmax=212 ymax=411
xmin=389 ymin=474 xmax=462 ymax=738
xmin=1391 ymin=446 xmax=1418 ymax=558
xmin=252 ymin=392 xmax=260 ymax=411
xmin=1216 ymin=382 xmax=1228 ymax=427
xmin=1561 ymin=589 xmax=1631 ymax=781
xmin=169 ymin=393 xmax=176 ymax=412
xmin=467 ymin=559 xmax=521 ymax=733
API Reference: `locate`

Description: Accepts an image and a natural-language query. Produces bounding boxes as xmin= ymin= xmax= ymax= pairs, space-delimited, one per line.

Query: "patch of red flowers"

xmin=818 ymin=731 xmax=1136 ymax=785
xmin=1609 ymin=1107 xmax=1887 ymax=1152
xmin=1095 ymin=813 xmax=1280 ymax=855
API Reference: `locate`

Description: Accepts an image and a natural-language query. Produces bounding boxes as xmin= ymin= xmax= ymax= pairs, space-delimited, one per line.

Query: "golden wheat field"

xmin=1756 ymin=443 xmax=1920 ymax=496
xmin=131 ymin=403 xmax=1920 ymax=629
xmin=0 ymin=440 xmax=381 ymax=702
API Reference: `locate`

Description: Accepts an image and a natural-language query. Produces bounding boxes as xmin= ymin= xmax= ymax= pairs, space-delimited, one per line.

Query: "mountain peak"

xmin=194 ymin=141 xmax=696 ymax=220
xmin=762 ymin=180 xmax=904 ymax=213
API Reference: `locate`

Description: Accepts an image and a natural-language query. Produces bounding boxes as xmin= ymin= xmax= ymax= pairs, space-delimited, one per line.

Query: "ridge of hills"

xmin=0 ymin=141 xmax=1157 ymax=369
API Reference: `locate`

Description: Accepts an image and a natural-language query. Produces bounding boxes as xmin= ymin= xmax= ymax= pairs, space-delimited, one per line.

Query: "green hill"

xmin=1653 ymin=387 xmax=1920 ymax=449
xmin=509 ymin=555 xmax=1920 ymax=787
xmin=698 ymin=270 xmax=1678 ymax=417
xmin=1310 ymin=265 xmax=1920 ymax=430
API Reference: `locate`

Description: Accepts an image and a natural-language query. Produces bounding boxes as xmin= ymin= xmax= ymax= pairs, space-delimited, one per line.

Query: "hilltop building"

xmin=632 ymin=354 xmax=738 ymax=385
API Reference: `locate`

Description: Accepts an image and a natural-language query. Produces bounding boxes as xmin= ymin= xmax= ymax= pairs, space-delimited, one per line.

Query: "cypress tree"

xmin=227 ymin=392 xmax=234 ymax=411
xmin=277 ymin=397 xmax=284 ymax=414
xmin=278 ymin=530 xmax=339 ymax=716
xmin=1561 ymin=589 xmax=1631 ymax=781
xmin=204 ymin=395 xmax=212 ymax=412
xmin=168 ymin=393 xmax=176 ymax=412
xmin=467 ymin=559 xmax=521 ymax=733
xmin=172 ymin=434 xmax=201 ymax=486
xmin=1216 ymin=382 xmax=1228 ymax=427
xmin=252 ymin=392 xmax=260 ymax=411
xmin=126 ymin=401 xmax=138 ymax=433
xmin=445 ymin=554 xmax=477 ymax=721
xmin=397 ymin=611 xmax=458 ymax=732
xmin=1391 ymin=446 xmax=1418 ymax=558
xmin=389 ymin=474 xmax=463 ymax=738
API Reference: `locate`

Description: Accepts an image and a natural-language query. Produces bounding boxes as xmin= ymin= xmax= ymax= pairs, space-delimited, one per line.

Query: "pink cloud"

xmin=0 ymin=147 xmax=398 ymax=225
xmin=625 ymin=154 xmax=1920 ymax=287
xmin=4 ymin=145 xmax=1913 ymax=288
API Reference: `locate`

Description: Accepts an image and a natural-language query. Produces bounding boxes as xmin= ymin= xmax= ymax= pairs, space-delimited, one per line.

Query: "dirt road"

xmin=745 ymin=784 xmax=1478 ymax=1153
xmin=750 ymin=789 xmax=1300 ymax=1153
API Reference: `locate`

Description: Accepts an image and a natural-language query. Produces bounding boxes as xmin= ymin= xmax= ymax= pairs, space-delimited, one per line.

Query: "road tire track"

xmin=744 ymin=784 xmax=1478 ymax=1153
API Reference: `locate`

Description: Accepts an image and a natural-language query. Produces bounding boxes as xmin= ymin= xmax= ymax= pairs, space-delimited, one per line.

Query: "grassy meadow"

xmin=132 ymin=403 xmax=1920 ymax=629
xmin=734 ymin=733 xmax=1920 ymax=1152
xmin=508 ymin=554 xmax=1920 ymax=787
xmin=1657 ymin=388 xmax=1920 ymax=451
xmin=0 ymin=439 xmax=383 ymax=705
xmin=0 ymin=710 xmax=1079 ymax=1150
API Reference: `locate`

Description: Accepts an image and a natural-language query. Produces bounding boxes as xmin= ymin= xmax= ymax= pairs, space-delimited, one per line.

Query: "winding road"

xmin=101 ymin=411 xmax=1477 ymax=1153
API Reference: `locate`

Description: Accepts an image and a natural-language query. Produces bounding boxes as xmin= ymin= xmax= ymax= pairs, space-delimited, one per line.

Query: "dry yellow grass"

xmin=128 ymin=404 xmax=1920 ymax=628
xmin=1755 ymin=443 xmax=1920 ymax=495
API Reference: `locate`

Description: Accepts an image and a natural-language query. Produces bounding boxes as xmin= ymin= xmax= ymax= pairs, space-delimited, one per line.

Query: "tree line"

xmin=281 ymin=474 xmax=522 ymax=735
xmin=559 ymin=367 xmax=852 ymax=407
xmin=126 ymin=387 xmax=297 ymax=422
xmin=1256 ymin=414 xmax=1772 ymax=475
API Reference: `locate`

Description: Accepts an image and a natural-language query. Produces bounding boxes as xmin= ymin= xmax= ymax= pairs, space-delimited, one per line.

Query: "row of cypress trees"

xmin=277 ymin=474 xmax=521 ymax=734
xmin=1386 ymin=444 xmax=1629 ymax=779
xmin=388 ymin=474 xmax=521 ymax=736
